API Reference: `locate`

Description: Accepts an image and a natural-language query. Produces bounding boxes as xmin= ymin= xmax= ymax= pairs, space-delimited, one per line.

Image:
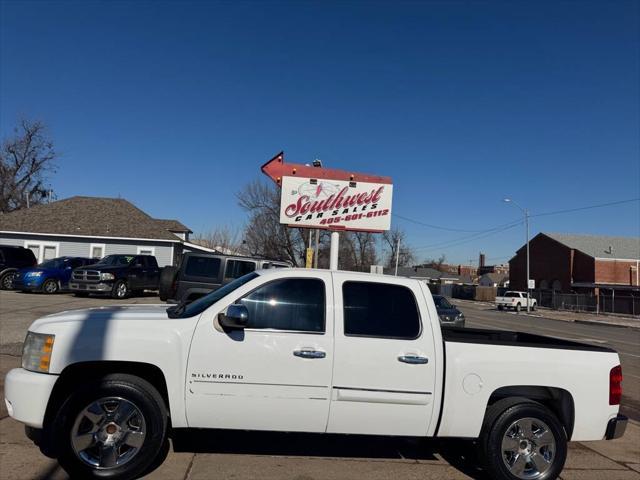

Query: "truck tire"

xmin=479 ymin=399 xmax=567 ymax=480
xmin=42 ymin=279 xmax=59 ymax=294
xmin=498 ymin=305 xmax=504 ymax=311
xmin=158 ymin=266 xmax=178 ymax=302
xmin=55 ymin=374 xmax=168 ymax=480
xmin=515 ymin=303 xmax=521 ymax=313
xmin=112 ymin=280 xmax=129 ymax=299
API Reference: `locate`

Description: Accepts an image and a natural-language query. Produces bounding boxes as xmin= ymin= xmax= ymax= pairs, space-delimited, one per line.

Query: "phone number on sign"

xmin=319 ymin=209 xmax=389 ymax=225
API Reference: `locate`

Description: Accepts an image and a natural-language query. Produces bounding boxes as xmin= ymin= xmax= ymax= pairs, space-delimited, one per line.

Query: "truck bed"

xmin=442 ymin=326 xmax=614 ymax=353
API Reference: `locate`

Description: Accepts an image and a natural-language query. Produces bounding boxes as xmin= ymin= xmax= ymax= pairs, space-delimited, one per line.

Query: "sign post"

xmin=261 ymin=152 xmax=393 ymax=270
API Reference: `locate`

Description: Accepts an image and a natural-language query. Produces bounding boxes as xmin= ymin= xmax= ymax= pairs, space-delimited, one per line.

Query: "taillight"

xmin=610 ymin=365 xmax=622 ymax=405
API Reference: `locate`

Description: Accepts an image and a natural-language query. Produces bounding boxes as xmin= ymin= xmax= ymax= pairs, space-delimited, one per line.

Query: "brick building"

xmin=509 ymin=233 xmax=640 ymax=295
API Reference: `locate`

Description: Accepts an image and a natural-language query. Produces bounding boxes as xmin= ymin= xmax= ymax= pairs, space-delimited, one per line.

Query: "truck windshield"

xmin=167 ymin=271 xmax=260 ymax=318
xmin=96 ymin=255 xmax=135 ymax=266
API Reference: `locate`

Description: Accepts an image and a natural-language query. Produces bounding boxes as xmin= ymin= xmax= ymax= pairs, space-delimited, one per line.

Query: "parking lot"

xmin=0 ymin=290 xmax=639 ymax=479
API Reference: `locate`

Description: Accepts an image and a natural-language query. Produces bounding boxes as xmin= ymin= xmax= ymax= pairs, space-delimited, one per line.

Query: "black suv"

xmin=160 ymin=253 xmax=290 ymax=303
xmin=0 ymin=246 xmax=38 ymax=290
xmin=69 ymin=254 xmax=160 ymax=299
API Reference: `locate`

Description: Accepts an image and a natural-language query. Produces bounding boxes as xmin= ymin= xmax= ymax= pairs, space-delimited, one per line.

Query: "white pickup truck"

xmin=5 ymin=269 xmax=627 ymax=480
xmin=496 ymin=291 xmax=538 ymax=312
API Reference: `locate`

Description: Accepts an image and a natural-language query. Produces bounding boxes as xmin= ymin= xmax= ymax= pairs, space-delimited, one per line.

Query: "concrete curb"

xmin=574 ymin=319 xmax=640 ymax=330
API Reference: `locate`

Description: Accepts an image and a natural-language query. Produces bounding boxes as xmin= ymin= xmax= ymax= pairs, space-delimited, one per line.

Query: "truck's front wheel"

xmin=55 ymin=374 xmax=168 ymax=479
xmin=112 ymin=280 xmax=129 ymax=299
xmin=480 ymin=401 xmax=567 ymax=480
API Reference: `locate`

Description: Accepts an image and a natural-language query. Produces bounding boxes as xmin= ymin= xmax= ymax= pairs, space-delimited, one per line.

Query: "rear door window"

xmin=225 ymin=260 xmax=257 ymax=280
xmin=184 ymin=256 xmax=221 ymax=279
xmin=342 ymin=281 xmax=421 ymax=339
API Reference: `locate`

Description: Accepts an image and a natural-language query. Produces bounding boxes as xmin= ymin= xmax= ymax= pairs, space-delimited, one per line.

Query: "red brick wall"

xmin=595 ymin=259 xmax=639 ymax=285
xmin=509 ymin=234 xmax=572 ymax=291
xmin=572 ymin=250 xmax=595 ymax=284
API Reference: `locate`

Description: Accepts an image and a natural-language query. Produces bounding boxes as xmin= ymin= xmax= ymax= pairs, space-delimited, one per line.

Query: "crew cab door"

xmin=186 ymin=270 xmax=334 ymax=432
xmin=328 ymin=273 xmax=437 ymax=436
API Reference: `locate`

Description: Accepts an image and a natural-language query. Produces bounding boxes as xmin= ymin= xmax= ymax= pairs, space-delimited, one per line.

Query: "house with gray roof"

xmin=509 ymin=232 xmax=640 ymax=295
xmin=0 ymin=196 xmax=212 ymax=266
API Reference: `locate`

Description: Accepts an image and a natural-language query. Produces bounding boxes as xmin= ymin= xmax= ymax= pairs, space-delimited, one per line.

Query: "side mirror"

xmin=218 ymin=304 xmax=249 ymax=329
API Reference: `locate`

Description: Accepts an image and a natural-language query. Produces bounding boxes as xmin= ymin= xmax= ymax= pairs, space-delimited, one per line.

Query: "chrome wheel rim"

xmin=44 ymin=281 xmax=57 ymax=293
xmin=71 ymin=396 xmax=146 ymax=469
xmin=2 ymin=273 xmax=14 ymax=289
xmin=116 ymin=282 xmax=127 ymax=298
xmin=501 ymin=417 xmax=555 ymax=479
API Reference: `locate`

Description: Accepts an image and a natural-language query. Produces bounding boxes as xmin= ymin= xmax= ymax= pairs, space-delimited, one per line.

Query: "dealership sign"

xmin=262 ymin=152 xmax=393 ymax=232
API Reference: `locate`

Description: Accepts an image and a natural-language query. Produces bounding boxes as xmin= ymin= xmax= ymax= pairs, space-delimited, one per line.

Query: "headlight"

xmin=22 ymin=332 xmax=55 ymax=373
xmin=456 ymin=313 xmax=465 ymax=321
xmin=101 ymin=272 xmax=115 ymax=280
xmin=29 ymin=271 xmax=43 ymax=277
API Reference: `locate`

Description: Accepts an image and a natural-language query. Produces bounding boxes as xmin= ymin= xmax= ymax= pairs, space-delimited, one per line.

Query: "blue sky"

xmin=1 ymin=0 xmax=638 ymax=264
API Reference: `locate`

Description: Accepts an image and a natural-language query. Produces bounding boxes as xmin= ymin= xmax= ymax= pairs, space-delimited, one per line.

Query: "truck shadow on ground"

xmin=171 ymin=429 xmax=490 ymax=479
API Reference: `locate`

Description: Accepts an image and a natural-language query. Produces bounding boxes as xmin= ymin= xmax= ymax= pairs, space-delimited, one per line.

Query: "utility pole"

xmin=313 ymin=229 xmax=319 ymax=268
xmin=504 ymin=197 xmax=531 ymax=313
xmin=394 ymin=237 xmax=401 ymax=276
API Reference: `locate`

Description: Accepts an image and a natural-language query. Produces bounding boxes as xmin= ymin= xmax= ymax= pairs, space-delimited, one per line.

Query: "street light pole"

xmin=504 ymin=198 xmax=531 ymax=313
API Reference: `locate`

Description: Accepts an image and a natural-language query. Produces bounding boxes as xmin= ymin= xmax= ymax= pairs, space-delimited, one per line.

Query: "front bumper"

xmin=605 ymin=414 xmax=628 ymax=440
xmin=4 ymin=368 xmax=59 ymax=428
xmin=12 ymin=278 xmax=44 ymax=291
xmin=69 ymin=281 xmax=113 ymax=293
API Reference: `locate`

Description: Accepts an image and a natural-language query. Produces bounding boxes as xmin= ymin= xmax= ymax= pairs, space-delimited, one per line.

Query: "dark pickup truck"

xmin=160 ymin=252 xmax=291 ymax=303
xmin=69 ymin=254 xmax=160 ymax=299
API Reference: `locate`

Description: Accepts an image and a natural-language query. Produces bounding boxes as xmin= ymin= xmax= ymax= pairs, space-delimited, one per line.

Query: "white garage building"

xmin=0 ymin=196 xmax=212 ymax=266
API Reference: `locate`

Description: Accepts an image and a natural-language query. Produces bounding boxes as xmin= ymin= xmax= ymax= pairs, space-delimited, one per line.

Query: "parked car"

xmin=12 ymin=256 xmax=97 ymax=294
xmin=69 ymin=254 xmax=160 ymax=299
xmin=5 ymin=269 xmax=627 ymax=480
xmin=159 ymin=252 xmax=291 ymax=302
xmin=495 ymin=291 xmax=537 ymax=312
xmin=432 ymin=294 xmax=465 ymax=327
xmin=0 ymin=245 xmax=37 ymax=290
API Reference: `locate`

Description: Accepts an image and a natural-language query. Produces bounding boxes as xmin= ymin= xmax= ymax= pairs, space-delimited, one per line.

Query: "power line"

xmin=401 ymin=197 xmax=639 ymax=254
xmin=530 ymin=198 xmax=640 ymax=218
xmin=394 ymin=214 xmax=488 ymax=233
xmin=413 ymin=220 xmax=523 ymax=252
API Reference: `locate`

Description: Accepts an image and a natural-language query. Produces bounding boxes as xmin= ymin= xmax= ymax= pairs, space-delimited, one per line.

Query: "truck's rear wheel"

xmin=498 ymin=305 xmax=504 ymax=311
xmin=515 ymin=303 xmax=521 ymax=313
xmin=480 ymin=401 xmax=567 ymax=480
xmin=55 ymin=374 xmax=167 ymax=479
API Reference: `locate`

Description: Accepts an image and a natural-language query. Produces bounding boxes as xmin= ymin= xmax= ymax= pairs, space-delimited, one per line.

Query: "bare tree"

xmin=191 ymin=225 xmax=243 ymax=255
xmin=382 ymin=227 xmax=416 ymax=268
xmin=419 ymin=254 xmax=447 ymax=271
xmin=0 ymin=120 xmax=57 ymax=213
xmin=237 ymin=180 xmax=310 ymax=266
xmin=340 ymin=232 xmax=378 ymax=271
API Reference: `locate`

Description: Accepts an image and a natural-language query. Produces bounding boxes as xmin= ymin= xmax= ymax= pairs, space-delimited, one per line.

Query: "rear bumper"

xmin=605 ymin=414 xmax=628 ymax=440
xmin=69 ymin=281 xmax=113 ymax=293
xmin=4 ymin=368 xmax=59 ymax=428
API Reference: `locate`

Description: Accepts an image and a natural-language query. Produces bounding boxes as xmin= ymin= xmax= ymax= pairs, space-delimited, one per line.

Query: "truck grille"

xmin=72 ymin=270 xmax=101 ymax=282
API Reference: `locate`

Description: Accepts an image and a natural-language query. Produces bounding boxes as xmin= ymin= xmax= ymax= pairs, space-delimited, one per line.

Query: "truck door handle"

xmin=398 ymin=355 xmax=429 ymax=364
xmin=293 ymin=349 xmax=326 ymax=359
